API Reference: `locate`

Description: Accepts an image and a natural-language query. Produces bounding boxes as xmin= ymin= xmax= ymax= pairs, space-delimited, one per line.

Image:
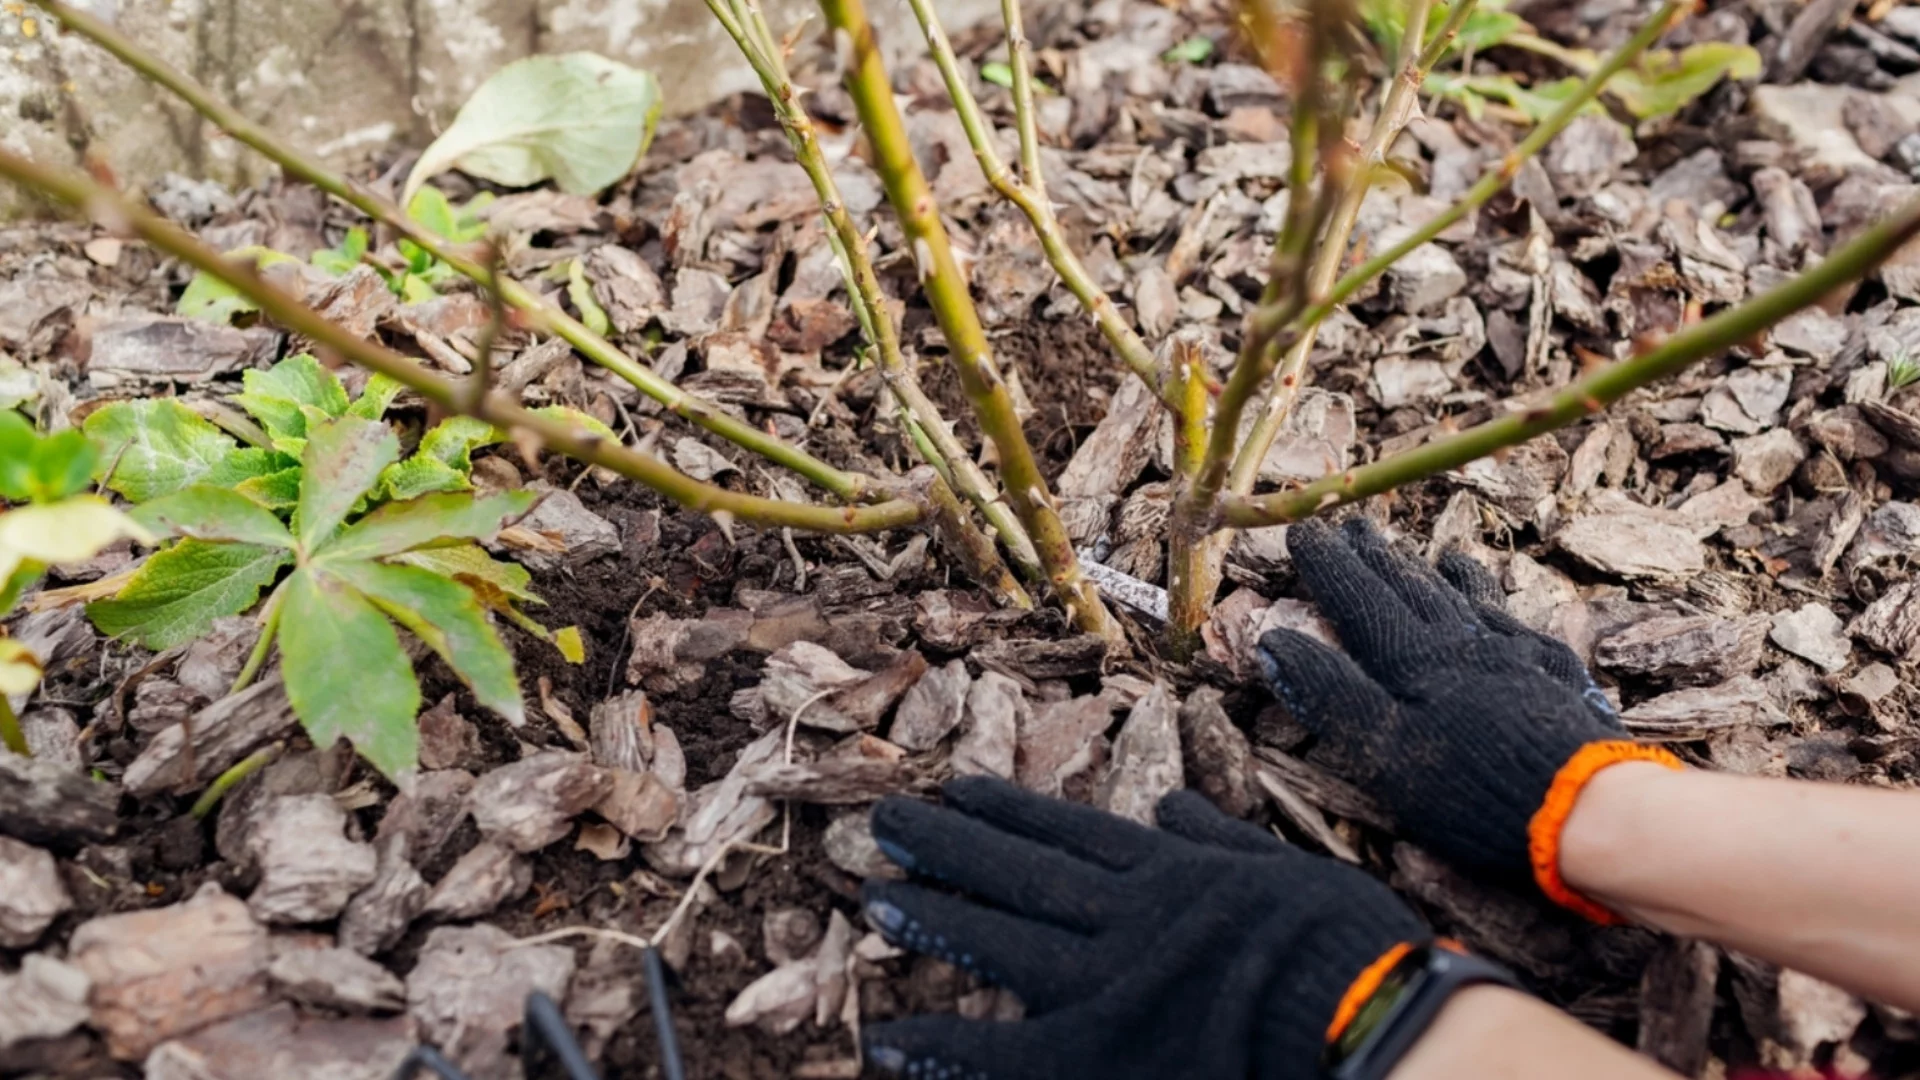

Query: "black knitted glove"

xmin=859 ymin=776 xmax=1427 ymax=1080
xmin=1257 ymin=518 xmax=1679 ymax=922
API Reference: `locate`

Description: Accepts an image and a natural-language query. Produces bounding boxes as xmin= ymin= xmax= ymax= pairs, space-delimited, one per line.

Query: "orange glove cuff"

xmin=1527 ymin=740 xmax=1684 ymax=925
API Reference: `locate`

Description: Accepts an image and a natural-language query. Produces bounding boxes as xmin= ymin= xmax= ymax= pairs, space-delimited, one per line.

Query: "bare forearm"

xmin=1561 ymin=764 xmax=1920 ymax=1011
xmin=1390 ymin=986 xmax=1677 ymax=1080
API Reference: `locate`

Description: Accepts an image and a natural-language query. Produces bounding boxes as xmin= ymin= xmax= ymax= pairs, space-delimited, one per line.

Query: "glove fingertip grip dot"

xmin=1526 ymin=741 xmax=1686 ymax=925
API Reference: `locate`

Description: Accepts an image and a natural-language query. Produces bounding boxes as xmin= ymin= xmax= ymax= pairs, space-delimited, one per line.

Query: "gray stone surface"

xmin=2 ymin=0 xmax=1004 ymax=219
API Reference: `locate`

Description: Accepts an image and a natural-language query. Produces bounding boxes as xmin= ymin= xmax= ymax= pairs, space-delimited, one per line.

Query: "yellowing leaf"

xmin=554 ymin=626 xmax=585 ymax=664
xmin=403 ymin=53 xmax=663 ymax=203
xmin=0 ymin=497 xmax=153 ymax=586
xmin=0 ymin=638 xmax=43 ymax=696
xmin=84 ymin=399 xmax=240 ymax=502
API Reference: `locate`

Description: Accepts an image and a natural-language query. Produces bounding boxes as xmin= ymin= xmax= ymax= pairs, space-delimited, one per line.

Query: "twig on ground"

xmin=0 ymin=149 xmax=927 ymax=535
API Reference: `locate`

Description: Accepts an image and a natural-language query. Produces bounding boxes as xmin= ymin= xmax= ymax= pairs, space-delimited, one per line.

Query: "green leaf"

xmin=348 ymin=374 xmax=407 ymax=420
xmin=568 ymin=259 xmax=613 ymax=337
xmin=25 ymin=429 xmax=97 ymax=503
xmin=204 ymin=448 xmax=289 ymax=488
xmin=0 ymin=410 xmax=38 ymax=501
xmin=1162 ymin=36 xmax=1215 ymax=64
xmin=1605 ymin=43 xmax=1760 ymax=120
xmin=235 ymin=467 xmax=305 ymax=510
xmin=328 ymin=559 xmax=524 ymax=725
xmin=553 ymin=626 xmax=584 ymax=664
xmin=378 ymin=456 xmax=470 ymax=502
xmin=177 ymin=247 xmax=300 ymax=323
xmin=0 ymin=560 xmax=45 ymax=619
xmin=318 ymin=490 xmax=537 ymax=562
xmin=424 ymin=416 xmax=508 ymax=467
xmin=310 ymin=227 xmax=370 ymax=276
xmin=88 ymin=539 xmax=292 ymax=650
xmin=1455 ymin=6 xmax=1523 ymax=54
xmin=981 ymin=61 xmax=1014 ymax=89
xmin=232 ymin=354 xmax=351 ymax=442
xmin=0 ymin=496 xmax=153 ymax=588
xmin=399 ymin=274 xmax=439 ymax=304
xmin=402 ymin=52 xmax=663 ymax=203
xmin=85 ymin=400 xmax=241 ymax=502
xmin=0 ymin=638 xmax=44 ymax=697
xmin=528 ymin=405 xmax=618 ymax=442
xmin=295 ymin=417 xmax=400 ymax=553
xmin=392 ymin=542 xmax=539 ymax=605
xmin=277 ymin=566 xmax=419 ymax=779
xmin=130 ymin=486 xmax=295 ymax=548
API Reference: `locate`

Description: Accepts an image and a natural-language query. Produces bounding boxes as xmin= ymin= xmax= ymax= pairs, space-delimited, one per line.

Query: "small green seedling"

xmin=0 ymin=411 xmax=150 ymax=755
xmin=1162 ymin=36 xmax=1216 ymax=65
xmin=1889 ymin=351 xmax=1920 ymax=393
xmin=90 ymin=415 xmax=536 ymax=778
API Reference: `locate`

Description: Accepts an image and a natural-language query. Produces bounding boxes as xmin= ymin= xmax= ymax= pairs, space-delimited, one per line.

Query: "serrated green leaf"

xmin=311 ymin=227 xmax=370 ymax=276
xmin=204 ymin=448 xmax=289 ymax=487
xmin=233 ymin=355 xmax=351 ymax=442
xmin=319 ymin=490 xmax=537 ymax=563
xmin=379 ymin=457 xmax=470 ymax=502
xmin=403 ymin=53 xmax=662 ymax=203
xmin=422 ymin=416 xmax=506 ymax=467
xmin=329 ymin=559 xmax=524 ymax=726
xmin=84 ymin=400 xmax=240 ymax=503
xmin=295 ymin=417 xmax=400 ymax=553
xmin=568 ymin=259 xmax=613 ymax=337
xmin=278 ymin=566 xmax=419 ymax=779
xmin=348 ymin=374 xmax=406 ymax=420
xmin=235 ymin=467 xmax=305 ymax=510
xmin=88 ymin=540 xmax=292 ymax=650
xmin=392 ymin=542 xmax=538 ymax=605
xmin=130 ymin=486 xmax=295 ymax=548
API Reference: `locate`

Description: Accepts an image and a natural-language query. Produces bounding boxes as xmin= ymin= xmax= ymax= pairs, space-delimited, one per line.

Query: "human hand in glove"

xmin=858 ymin=775 xmax=1438 ymax=1080
xmin=1256 ymin=518 xmax=1682 ymax=923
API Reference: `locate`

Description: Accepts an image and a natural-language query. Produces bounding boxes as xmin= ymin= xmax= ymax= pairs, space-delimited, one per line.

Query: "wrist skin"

xmin=1385 ymin=986 xmax=1679 ymax=1080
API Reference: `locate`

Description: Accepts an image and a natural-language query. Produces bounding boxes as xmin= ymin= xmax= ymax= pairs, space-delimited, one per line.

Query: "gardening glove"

xmin=1256 ymin=517 xmax=1682 ymax=924
xmin=859 ymin=775 xmax=1430 ymax=1079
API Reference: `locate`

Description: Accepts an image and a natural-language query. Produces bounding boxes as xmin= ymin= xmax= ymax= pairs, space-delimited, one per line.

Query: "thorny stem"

xmin=0 ymin=149 xmax=927 ymax=535
xmin=1225 ymin=0 xmax=1442 ymax=499
xmin=467 ymin=243 xmax=507 ymax=414
xmin=712 ymin=0 xmax=1042 ymax=595
xmin=1228 ymin=0 xmax=1680 ymax=498
xmin=1221 ymin=190 xmax=1920 ymax=527
xmin=903 ymin=0 xmax=1173 ymax=408
xmin=0 ymin=697 xmax=27 ymax=757
xmin=228 ymin=583 xmax=284 ymax=696
xmin=189 ymin=742 xmax=281 ymax=818
xmin=821 ymin=0 xmax=1116 ymax=639
xmin=1165 ymin=342 xmax=1213 ymax=649
xmin=1167 ymin=0 xmax=1351 ymax=653
xmin=26 ymin=0 xmax=881 ymax=507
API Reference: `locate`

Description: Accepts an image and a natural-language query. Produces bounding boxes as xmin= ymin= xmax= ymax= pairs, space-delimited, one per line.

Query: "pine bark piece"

xmin=952 ymin=672 xmax=1026 ymax=780
xmin=0 ymin=751 xmax=119 ymax=845
xmin=407 ymin=925 xmax=576 ymax=1080
xmin=70 ymin=884 xmax=272 ymax=1060
xmin=974 ymin=635 xmax=1108 ymax=683
xmin=742 ymin=758 xmax=925 ymax=804
xmin=338 ymin=834 xmax=429 ymax=957
xmin=0 ymin=835 xmax=71 ymax=948
xmin=1594 ymin=615 xmax=1768 ymax=687
xmin=759 ymin=643 xmax=926 ymax=733
xmin=0 ymin=954 xmax=91 ymax=1051
xmin=644 ymin=728 xmax=781 ymax=877
xmin=246 ymin=795 xmax=378 ymax=925
xmin=888 ymin=659 xmax=971 ymax=752
xmin=1178 ymin=688 xmax=1258 ymax=819
xmin=594 ymin=767 xmax=679 ymax=842
xmin=421 ymin=840 xmax=532 ymax=921
xmin=123 ymin=676 xmax=301 ymax=797
xmin=1637 ymin=939 xmax=1719 ymax=1076
xmin=468 ymin=752 xmax=612 ymax=853
xmin=1097 ymin=683 xmax=1183 ymax=826
xmin=1016 ymin=695 xmax=1112 ymax=798
xmin=268 ymin=944 xmax=407 ymax=1014
xmin=142 ymin=1005 xmax=412 ymax=1080
xmin=1622 ymin=675 xmax=1787 ymax=740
